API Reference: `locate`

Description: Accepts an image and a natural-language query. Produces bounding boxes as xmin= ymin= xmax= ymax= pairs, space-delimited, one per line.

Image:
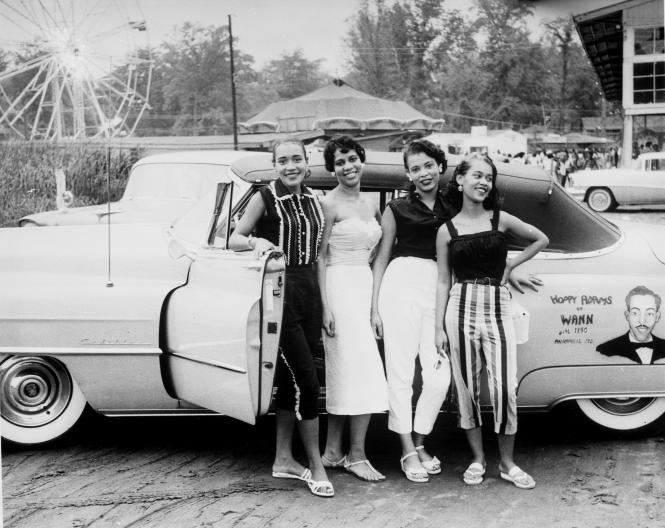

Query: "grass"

xmin=0 ymin=141 xmax=141 ymax=227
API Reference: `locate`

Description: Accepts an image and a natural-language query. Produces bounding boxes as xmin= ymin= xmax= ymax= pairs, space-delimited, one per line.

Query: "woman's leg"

xmin=413 ymin=284 xmax=451 ymax=465
xmin=273 ymin=408 xmax=308 ymax=476
xmin=322 ymin=413 xmax=346 ymax=465
xmin=346 ymin=414 xmax=384 ymax=480
xmin=446 ymin=284 xmax=486 ymax=467
xmin=480 ymin=287 xmax=532 ymax=485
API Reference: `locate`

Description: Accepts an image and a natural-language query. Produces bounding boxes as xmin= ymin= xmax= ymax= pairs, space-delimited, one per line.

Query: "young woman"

xmin=228 ymin=139 xmax=333 ymax=498
xmin=317 ymin=136 xmax=388 ymax=482
xmin=370 ymin=139 xmax=453 ymax=483
xmin=434 ymin=153 xmax=549 ymax=490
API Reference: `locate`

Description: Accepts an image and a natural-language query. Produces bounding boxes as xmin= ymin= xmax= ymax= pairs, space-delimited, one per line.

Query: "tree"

xmin=261 ymin=49 xmax=329 ymax=100
xmin=157 ymin=22 xmax=256 ymax=135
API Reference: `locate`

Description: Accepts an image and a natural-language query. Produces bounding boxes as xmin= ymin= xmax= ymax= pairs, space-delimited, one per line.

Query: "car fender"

xmin=518 ymin=365 xmax=665 ymax=409
xmin=0 ymin=223 xmax=191 ymax=411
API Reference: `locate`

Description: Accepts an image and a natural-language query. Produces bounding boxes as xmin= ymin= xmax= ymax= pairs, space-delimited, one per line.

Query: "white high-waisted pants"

xmin=379 ymin=257 xmax=451 ymax=434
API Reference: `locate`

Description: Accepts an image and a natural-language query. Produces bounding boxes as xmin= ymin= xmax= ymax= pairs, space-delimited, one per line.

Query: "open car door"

xmin=162 ymin=182 xmax=285 ymax=424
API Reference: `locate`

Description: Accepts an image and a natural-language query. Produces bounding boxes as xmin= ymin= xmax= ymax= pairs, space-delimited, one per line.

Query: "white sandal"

xmin=306 ymin=478 xmax=335 ymax=498
xmin=415 ymin=445 xmax=442 ymax=475
xmin=399 ymin=451 xmax=429 ymax=483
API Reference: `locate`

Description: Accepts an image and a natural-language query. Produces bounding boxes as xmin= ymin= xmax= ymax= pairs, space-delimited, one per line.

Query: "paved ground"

xmin=3 ymin=407 xmax=665 ymax=528
xmin=3 ymin=206 xmax=665 ymax=528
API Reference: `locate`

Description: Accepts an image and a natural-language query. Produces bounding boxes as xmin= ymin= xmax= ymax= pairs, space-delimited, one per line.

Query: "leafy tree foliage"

xmin=344 ymin=0 xmax=607 ymax=133
xmin=261 ymin=49 xmax=329 ymax=100
xmin=0 ymin=1 xmax=611 ymax=137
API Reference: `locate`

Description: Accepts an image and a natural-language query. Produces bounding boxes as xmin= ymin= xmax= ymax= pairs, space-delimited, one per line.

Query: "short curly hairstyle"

xmin=402 ymin=139 xmax=447 ymax=174
xmin=323 ymin=135 xmax=366 ymax=172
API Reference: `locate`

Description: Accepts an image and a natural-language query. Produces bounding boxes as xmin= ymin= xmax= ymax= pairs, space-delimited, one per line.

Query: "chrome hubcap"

xmin=0 ymin=357 xmax=72 ymax=427
xmin=589 ymin=397 xmax=654 ymax=416
xmin=589 ymin=191 xmax=610 ymax=210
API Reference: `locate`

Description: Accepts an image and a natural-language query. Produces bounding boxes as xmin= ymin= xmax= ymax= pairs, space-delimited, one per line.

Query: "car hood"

xmin=0 ymin=222 xmax=190 ymax=279
xmin=19 ymin=199 xmax=198 ymax=227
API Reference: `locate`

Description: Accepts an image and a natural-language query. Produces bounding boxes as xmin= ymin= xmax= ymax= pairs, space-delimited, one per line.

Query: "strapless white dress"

xmin=323 ymin=217 xmax=388 ymax=415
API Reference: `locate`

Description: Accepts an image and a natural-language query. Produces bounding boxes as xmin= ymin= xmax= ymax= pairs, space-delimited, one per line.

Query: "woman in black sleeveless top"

xmin=434 ymin=153 xmax=548 ymax=490
xmin=229 ymin=139 xmax=333 ymax=498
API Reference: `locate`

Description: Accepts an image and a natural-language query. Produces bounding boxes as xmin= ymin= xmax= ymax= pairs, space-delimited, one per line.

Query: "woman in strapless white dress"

xmin=317 ymin=136 xmax=389 ymax=482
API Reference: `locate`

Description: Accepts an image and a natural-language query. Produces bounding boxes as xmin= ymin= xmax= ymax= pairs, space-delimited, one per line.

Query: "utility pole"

xmin=228 ymin=14 xmax=238 ymax=150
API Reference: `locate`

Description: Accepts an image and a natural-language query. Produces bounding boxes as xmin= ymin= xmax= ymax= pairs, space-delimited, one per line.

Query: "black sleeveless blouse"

xmin=255 ymin=179 xmax=324 ymax=267
xmin=446 ymin=209 xmax=507 ymax=281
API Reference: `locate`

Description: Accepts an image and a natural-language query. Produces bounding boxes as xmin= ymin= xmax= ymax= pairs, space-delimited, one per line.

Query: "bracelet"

xmin=247 ymin=234 xmax=256 ymax=250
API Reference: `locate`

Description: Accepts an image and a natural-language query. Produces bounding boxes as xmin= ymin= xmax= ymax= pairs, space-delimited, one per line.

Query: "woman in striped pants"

xmin=435 ymin=153 xmax=548 ymax=490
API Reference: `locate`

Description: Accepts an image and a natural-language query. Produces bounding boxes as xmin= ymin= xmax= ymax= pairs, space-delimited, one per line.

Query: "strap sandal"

xmin=415 ymin=446 xmax=442 ymax=475
xmin=306 ymin=478 xmax=335 ymax=498
xmin=462 ymin=462 xmax=485 ymax=485
xmin=343 ymin=458 xmax=386 ymax=482
xmin=399 ymin=451 xmax=429 ymax=483
xmin=500 ymin=466 xmax=536 ymax=490
xmin=321 ymin=454 xmax=347 ymax=469
xmin=272 ymin=468 xmax=312 ymax=481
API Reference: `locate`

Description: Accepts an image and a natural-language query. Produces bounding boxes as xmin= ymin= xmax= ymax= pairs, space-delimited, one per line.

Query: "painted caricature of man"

xmin=596 ymin=285 xmax=665 ymax=364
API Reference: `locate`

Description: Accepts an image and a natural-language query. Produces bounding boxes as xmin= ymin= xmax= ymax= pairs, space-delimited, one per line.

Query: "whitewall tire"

xmin=576 ymin=397 xmax=665 ymax=434
xmin=586 ymin=188 xmax=615 ymax=212
xmin=1 ymin=356 xmax=86 ymax=445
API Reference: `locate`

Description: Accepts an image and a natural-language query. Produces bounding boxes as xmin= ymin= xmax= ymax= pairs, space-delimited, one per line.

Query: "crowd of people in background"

xmin=495 ymin=146 xmax=622 ymax=187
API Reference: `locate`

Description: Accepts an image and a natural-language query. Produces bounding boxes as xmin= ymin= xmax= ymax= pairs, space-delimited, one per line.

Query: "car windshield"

xmin=123 ymin=163 xmax=229 ymax=200
xmin=171 ymin=176 xmax=252 ymax=245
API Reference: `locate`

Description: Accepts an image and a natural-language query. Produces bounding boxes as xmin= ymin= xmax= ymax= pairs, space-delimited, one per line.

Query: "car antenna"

xmin=106 ymin=146 xmax=114 ymax=288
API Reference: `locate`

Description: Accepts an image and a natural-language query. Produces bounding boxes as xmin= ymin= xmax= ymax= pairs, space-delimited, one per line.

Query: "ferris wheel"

xmin=0 ymin=0 xmax=152 ymax=140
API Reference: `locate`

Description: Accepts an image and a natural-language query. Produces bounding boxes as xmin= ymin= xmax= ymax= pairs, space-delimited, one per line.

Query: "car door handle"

xmin=243 ymin=262 xmax=263 ymax=270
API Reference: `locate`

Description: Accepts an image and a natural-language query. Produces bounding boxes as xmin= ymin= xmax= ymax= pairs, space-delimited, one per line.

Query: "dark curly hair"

xmin=446 ymin=153 xmax=501 ymax=211
xmin=402 ymin=139 xmax=447 ymax=174
xmin=323 ymin=135 xmax=366 ymax=172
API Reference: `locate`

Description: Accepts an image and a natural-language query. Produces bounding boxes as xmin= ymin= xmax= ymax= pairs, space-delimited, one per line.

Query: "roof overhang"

xmin=574 ymin=6 xmax=625 ymax=102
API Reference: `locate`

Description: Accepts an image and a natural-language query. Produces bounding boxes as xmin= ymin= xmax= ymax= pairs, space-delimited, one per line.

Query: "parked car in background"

xmin=18 ymin=150 xmax=253 ymax=227
xmin=568 ymin=151 xmax=665 ymax=212
xmin=2 ymin=151 xmax=665 ymax=446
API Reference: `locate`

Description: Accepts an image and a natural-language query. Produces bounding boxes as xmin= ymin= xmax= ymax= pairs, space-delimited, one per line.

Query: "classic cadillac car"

xmin=568 ymin=151 xmax=665 ymax=212
xmin=2 ymin=150 xmax=665 ymax=445
xmin=18 ymin=150 xmax=253 ymax=227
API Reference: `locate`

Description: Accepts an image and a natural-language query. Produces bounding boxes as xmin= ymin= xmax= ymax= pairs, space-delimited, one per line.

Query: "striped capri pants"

xmin=444 ymin=282 xmax=518 ymax=435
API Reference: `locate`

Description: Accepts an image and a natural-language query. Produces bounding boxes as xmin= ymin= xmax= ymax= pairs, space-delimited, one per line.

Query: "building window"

xmin=634 ymin=26 xmax=665 ymax=55
xmin=633 ymin=61 xmax=665 ymax=104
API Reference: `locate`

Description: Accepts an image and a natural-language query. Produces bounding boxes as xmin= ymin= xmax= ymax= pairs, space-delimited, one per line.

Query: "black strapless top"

xmin=446 ymin=209 xmax=507 ymax=281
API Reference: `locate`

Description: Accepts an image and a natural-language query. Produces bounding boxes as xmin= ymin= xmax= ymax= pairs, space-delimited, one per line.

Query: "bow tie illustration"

xmin=630 ymin=342 xmax=654 ymax=352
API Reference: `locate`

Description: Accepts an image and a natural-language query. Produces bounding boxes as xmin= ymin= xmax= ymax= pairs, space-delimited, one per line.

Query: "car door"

xmin=161 ymin=182 xmax=286 ymax=424
xmin=649 ymin=158 xmax=665 ymax=205
xmin=637 ymin=157 xmax=665 ymax=205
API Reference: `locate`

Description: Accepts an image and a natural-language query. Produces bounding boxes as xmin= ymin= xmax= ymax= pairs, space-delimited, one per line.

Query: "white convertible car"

xmin=2 ymin=151 xmax=665 ymax=445
xmin=18 ymin=150 xmax=253 ymax=227
xmin=568 ymin=152 xmax=665 ymax=212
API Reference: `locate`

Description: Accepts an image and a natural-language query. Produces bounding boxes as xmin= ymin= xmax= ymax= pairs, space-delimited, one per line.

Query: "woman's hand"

xmin=501 ymin=258 xmax=514 ymax=286
xmin=435 ymin=326 xmax=449 ymax=366
xmin=322 ymin=307 xmax=335 ymax=337
xmin=371 ymin=309 xmax=383 ymax=340
xmin=507 ymin=270 xmax=543 ymax=293
xmin=252 ymin=237 xmax=275 ymax=258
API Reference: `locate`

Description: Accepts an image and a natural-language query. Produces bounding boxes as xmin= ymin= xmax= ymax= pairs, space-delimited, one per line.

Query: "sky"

xmin=0 ymin=0 xmax=626 ymax=75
